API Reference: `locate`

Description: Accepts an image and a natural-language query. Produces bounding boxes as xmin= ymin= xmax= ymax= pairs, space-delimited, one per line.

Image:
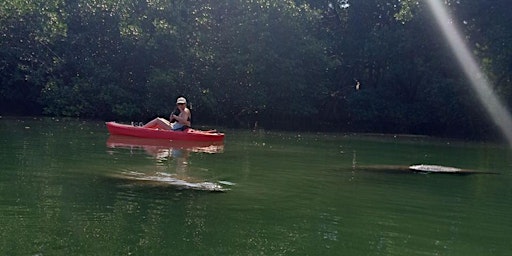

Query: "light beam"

xmin=425 ymin=0 xmax=512 ymax=146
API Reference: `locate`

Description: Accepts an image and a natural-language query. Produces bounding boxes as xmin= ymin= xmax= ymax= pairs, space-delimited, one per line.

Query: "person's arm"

xmin=171 ymin=109 xmax=191 ymax=126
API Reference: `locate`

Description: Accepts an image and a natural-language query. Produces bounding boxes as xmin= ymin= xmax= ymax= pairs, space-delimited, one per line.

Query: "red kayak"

xmin=106 ymin=122 xmax=224 ymax=141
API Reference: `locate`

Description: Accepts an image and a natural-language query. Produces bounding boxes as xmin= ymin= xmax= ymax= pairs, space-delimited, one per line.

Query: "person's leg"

xmin=142 ymin=118 xmax=158 ymax=128
xmin=143 ymin=117 xmax=172 ymax=129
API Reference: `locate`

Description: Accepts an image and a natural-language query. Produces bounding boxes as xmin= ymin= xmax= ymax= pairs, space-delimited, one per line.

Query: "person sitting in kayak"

xmin=143 ymin=97 xmax=191 ymax=131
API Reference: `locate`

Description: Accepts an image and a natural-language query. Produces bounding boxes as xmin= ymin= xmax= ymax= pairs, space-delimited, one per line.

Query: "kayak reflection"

xmin=106 ymin=135 xmax=224 ymax=159
xmin=106 ymin=135 xmax=228 ymax=191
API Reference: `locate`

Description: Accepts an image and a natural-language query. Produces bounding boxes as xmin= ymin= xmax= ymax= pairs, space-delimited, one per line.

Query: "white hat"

xmin=176 ymin=97 xmax=187 ymax=104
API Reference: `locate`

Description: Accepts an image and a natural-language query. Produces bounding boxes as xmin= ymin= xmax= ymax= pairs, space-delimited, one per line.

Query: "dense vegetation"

xmin=1 ymin=0 xmax=511 ymax=139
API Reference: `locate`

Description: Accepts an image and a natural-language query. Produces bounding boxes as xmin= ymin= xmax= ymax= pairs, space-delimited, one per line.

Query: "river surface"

xmin=1 ymin=117 xmax=511 ymax=255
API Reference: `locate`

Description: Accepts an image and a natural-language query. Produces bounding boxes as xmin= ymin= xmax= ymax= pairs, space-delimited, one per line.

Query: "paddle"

xmin=169 ymin=107 xmax=178 ymax=122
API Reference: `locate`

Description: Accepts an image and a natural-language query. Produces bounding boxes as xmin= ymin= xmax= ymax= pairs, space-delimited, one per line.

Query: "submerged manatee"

xmin=408 ymin=164 xmax=498 ymax=174
xmin=109 ymin=171 xmax=229 ymax=192
xmin=355 ymin=164 xmax=498 ymax=174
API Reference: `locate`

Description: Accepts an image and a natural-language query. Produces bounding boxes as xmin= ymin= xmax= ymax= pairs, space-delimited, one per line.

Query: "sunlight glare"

xmin=426 ymin=0 xmax=512 ymax=146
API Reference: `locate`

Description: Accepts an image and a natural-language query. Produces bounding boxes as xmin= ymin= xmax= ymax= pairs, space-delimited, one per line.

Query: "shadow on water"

xmin=105 ymin=135 xmax=230 ymax=192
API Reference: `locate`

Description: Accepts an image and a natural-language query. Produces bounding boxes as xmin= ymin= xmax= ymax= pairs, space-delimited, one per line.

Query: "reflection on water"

xmin=106 ymin=135 xmax=227 ymax=191
xmin=106 ymin=135 xmax=224 ymax=159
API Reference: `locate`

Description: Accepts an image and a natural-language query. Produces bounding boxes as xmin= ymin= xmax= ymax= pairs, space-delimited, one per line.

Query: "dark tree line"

xmin=1 ymin=0 xmax=511 ymax=140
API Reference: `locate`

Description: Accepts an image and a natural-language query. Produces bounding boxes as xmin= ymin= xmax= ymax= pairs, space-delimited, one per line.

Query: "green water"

xmin=1 ymin=117 xmax=511 ymax=255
